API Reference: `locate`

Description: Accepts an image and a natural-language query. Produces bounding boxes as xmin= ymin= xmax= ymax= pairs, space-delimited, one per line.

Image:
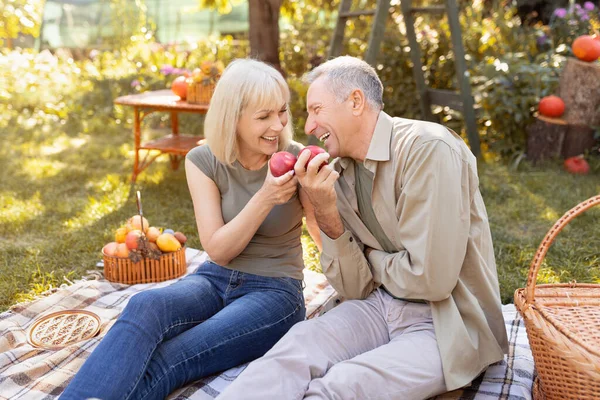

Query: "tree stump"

xmin=526 ymin=115 xmax=567 ymax=162
xmin=558 ymin=57 xmax=600 ymax=127
xmin=562 ymin=124 xmax=596 ymax=158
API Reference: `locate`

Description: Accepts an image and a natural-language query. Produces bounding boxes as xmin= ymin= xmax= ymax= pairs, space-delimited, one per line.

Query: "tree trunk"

xmin=558 ymin=57 xmax=600 ymax=127
xmin=248 ymin=0 xmax=283 ymax=75
xmin=526 ymin=115 xmax=567 ymax=162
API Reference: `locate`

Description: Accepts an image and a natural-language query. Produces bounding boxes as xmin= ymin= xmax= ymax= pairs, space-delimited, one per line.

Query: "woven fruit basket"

xmin=103 ymin=246 xmax=186 ymax=285
xmin=102 ymin=191 xmax=188 ymax=285
xmin=514 ymin=195 xmax=600 ymax=400
xmin=186 ymin=81 xmax=215 ymax=105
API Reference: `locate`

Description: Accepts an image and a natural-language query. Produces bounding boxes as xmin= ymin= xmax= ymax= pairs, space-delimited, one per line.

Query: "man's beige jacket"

xmin=319 ymin=111 xmax=509 ymax=391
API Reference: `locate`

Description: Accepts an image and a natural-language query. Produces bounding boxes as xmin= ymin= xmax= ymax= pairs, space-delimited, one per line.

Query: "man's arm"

xmin=367 ymin=140 xmax=471 ymax=302
xmin=295 ymin=151 xmax=377 ymax=299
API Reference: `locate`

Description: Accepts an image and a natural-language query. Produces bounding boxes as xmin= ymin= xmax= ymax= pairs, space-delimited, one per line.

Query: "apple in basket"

xmin=102 ymin=242 xmax=119 ymax=256
xmin=126 ymin=215 xmax=149 ymax=233
xmin=269 ymin=151 xmax=297 ymax=177
xmin=125 ymin=230 xmax=143 ymax=250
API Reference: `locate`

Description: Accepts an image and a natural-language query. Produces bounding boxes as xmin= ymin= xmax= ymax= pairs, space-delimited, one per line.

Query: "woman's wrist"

xmin=251 ymin=189 xmax=276 ymax=211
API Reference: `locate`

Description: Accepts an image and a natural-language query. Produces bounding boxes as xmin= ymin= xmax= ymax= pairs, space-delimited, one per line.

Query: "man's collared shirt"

xmin=319 ymin=111 xmax=509 ymax=391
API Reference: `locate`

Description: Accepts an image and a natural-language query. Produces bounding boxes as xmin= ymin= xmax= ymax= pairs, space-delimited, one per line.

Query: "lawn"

xmin=0 ymin=108 xmax=598 ymax=312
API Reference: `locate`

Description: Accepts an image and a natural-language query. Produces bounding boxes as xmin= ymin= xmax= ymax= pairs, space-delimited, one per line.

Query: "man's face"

xmin=305 ymin=77 xmax=354 ymax=158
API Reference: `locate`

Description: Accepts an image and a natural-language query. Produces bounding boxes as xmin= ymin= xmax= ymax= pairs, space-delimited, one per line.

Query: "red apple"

xmin=174 ymin=232 xmax=187 ymax=245
xmin=564 ymin=156 xmax=590 ymax=175
xmin=125 ymin=230 xmax=143 ymax=250
xmin=102 ymin=242 xmax=119 ymax=256
xmin=115 ymin=243 xmax=130 ymax=258
xmin=269 ymin=151 xmax=297 ymax=177
xmin=299 ymin=145 xmax=328 ymax=171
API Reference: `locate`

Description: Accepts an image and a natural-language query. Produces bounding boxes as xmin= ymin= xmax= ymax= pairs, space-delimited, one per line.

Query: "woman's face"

xmin=236 ymin=101 xmax=289 ymax=157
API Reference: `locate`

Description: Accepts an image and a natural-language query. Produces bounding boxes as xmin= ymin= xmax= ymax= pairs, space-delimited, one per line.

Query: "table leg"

xmin=171 ymin=111 xmax=179 ymax=135
xmin=132 ymin=107 xmax=141 ymax=182
xmin=170 ymin=111 xmax=180 ymax=170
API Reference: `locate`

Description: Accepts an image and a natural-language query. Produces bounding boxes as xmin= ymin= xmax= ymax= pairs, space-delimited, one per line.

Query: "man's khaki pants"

xmin=217 ymin=288 xmax=447 ymax=400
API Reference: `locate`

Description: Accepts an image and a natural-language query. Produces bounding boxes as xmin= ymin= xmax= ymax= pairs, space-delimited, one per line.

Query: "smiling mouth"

xmin=318 ymin=132 xmax=330 ymax=142
xmin=261 ymin=136 xmax=278 ymax=142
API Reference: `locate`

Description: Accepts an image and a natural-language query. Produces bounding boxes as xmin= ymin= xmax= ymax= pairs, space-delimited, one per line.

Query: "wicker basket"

xmin=103 ymin=246 xmax=186 ymax=285
xmin=514 ymin=195 xmax=600 ymax=400
xmin=186 ymin=80 xmax=215 ymax=105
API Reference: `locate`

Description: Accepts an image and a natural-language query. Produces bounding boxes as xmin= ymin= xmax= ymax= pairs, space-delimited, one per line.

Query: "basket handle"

xmin=525 ymin=194 xmax=600 ymax=304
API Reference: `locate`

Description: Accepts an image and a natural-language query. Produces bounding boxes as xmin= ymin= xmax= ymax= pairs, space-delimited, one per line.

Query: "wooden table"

xmin=114 ymin=90 xmax=209 ymax=182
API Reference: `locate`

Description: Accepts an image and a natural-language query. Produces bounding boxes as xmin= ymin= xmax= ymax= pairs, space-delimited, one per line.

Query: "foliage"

xmin=471 ymin=52 xmax=566 ymax=154
xmin=548 ymin=1 xmax=600 ymax=47
xmin=0 ymin=0 xmax=43 ymax=45
xmin=1 ymin=0 xmax=599 ymax=311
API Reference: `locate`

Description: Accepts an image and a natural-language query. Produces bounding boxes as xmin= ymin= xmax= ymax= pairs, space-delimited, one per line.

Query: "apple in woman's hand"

xmin=269 ymin=151 xmax=297 ymax=177
xmin=299 ymin=145 xmax=328 ymax=171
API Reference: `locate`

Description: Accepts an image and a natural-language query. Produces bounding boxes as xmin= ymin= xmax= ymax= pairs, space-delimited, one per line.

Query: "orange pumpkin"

xmin=538 ymin=95 xmax=565 ymax=118
xmin=170 ymin=76 xmax=188 ymax=100
xmin=564 ymin=156 xmax=590 ymax=175
xmin=572 ymin=35 xmax=600 ymax=62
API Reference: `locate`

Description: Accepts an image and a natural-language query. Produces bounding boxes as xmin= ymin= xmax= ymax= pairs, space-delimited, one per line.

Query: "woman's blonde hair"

xmin=204 ymin=59 xmax=293 ymax=165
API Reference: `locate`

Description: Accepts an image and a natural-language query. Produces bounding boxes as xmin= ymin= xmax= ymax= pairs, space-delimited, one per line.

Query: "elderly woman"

xmin=61 ymin=59 xmax=321 ymax=400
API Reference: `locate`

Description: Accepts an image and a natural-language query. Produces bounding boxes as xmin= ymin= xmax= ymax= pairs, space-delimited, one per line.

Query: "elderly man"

xmin=218 ymin=56 xmax=508 ymax=400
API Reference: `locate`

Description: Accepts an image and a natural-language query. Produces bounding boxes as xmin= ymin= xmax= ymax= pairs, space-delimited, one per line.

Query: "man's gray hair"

xmin=305 ymin=56 xmax=384 ymax=110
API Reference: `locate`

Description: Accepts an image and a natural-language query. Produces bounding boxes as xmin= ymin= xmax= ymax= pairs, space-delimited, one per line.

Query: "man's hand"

xmin=294 ymin=150 xmax=339 ymax=208
xmin=295 ymin=150 xmax=344 ymax=239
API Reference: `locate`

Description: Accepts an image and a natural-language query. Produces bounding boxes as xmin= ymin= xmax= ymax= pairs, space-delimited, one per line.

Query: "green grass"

xmin=0 ymin=108 xmax=598 ymax=311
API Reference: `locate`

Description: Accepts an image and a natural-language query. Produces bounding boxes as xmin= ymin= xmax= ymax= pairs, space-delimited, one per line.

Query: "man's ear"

xmin=349 ymin=89 xmax=366 ymax=116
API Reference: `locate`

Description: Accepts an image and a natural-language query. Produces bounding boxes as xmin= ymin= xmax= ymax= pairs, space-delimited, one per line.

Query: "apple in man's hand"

xmin=299 ymin=145 xmax=328 ymax=171
xmin=269 ymin=151 xmax=297 ymax=177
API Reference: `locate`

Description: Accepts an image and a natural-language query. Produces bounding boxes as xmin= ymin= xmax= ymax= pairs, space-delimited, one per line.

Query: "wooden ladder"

xmin=327 ymin=0 xmax=481 ymax=158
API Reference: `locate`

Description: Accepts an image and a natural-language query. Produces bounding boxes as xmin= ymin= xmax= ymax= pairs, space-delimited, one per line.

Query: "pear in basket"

xmin=157 ymin=233 xmax=182 ymax=252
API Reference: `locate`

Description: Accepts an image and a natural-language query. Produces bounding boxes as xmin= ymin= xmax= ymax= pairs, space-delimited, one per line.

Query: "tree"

xmin=199 ymin=0 xmax=283 ymax=72
xmin=0 ymin=0 xmax=44 ymax=48
xmin=248 ymin=0 xmax=283 ymax=72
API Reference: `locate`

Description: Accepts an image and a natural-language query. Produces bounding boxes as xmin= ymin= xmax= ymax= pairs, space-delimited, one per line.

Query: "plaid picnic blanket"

xmin=0 ymin=248 xmax=533 ymax=399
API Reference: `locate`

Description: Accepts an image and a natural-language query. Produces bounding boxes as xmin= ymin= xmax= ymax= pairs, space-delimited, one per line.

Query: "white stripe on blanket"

xmin=0 ymin=249 xmax=533 ymax=400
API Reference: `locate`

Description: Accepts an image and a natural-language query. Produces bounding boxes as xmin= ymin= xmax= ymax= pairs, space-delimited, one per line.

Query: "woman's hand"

xmin=257 ymin=167 xmax=298 ymax=207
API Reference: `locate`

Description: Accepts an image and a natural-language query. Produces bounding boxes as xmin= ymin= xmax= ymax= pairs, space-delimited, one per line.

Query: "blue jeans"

xmin=60 ymin=261 xmax=305 ymax=400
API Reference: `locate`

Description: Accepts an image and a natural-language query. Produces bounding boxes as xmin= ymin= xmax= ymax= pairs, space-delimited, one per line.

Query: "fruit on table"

xmin=157 ymin=233 xmax=182 ymax=252
xmin=125 ymin=230 xmax=143 ymax=250
xmin=103 ymin=242 xmax=119 ymax=256
xmin=564 ymin=156 xmax=590 ymax=175
xmin=146 ymin=226 xmax=161 ymax=243
xmin=269 ymin=151 xmax=297 ymax=177
xmin=174 ymin=232 xmax=187 ymax=245
xmin=171 ymin=76 xmax=188 ymax=99
xmin=115 ymin=227 xmax=127 ymax=243
xmin=299 ymin=145 xmax=328 ymax=171
xmin=572 ymin=35 xmax=600 ymax=62
xmin=126 ymin=215 xmax=149 ymax=233
xmin=115 ymin=243 xmax=130 ymax=258
xmin=538 ymin=96 xmax=565 ymax=118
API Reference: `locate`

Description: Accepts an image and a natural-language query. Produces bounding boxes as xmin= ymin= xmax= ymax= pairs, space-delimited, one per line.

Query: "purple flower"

xmin=172 ymin=68 xmax=190 ymax=76
xmin=554 ymin=8 xmax=567 ymax=18
xmin=131 ymin=80 xmax=141 ymax=88
xmin=584 ymin=1 xmax=595 ymax=11
xmin=160 ymin=65 xmax=175 ymax=75
xmin=537 ymin=34 xmax=549 ymax=46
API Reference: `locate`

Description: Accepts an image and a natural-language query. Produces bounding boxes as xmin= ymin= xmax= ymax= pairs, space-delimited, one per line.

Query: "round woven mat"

xmin=28 ymin=310 xmax=101 ymax=350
